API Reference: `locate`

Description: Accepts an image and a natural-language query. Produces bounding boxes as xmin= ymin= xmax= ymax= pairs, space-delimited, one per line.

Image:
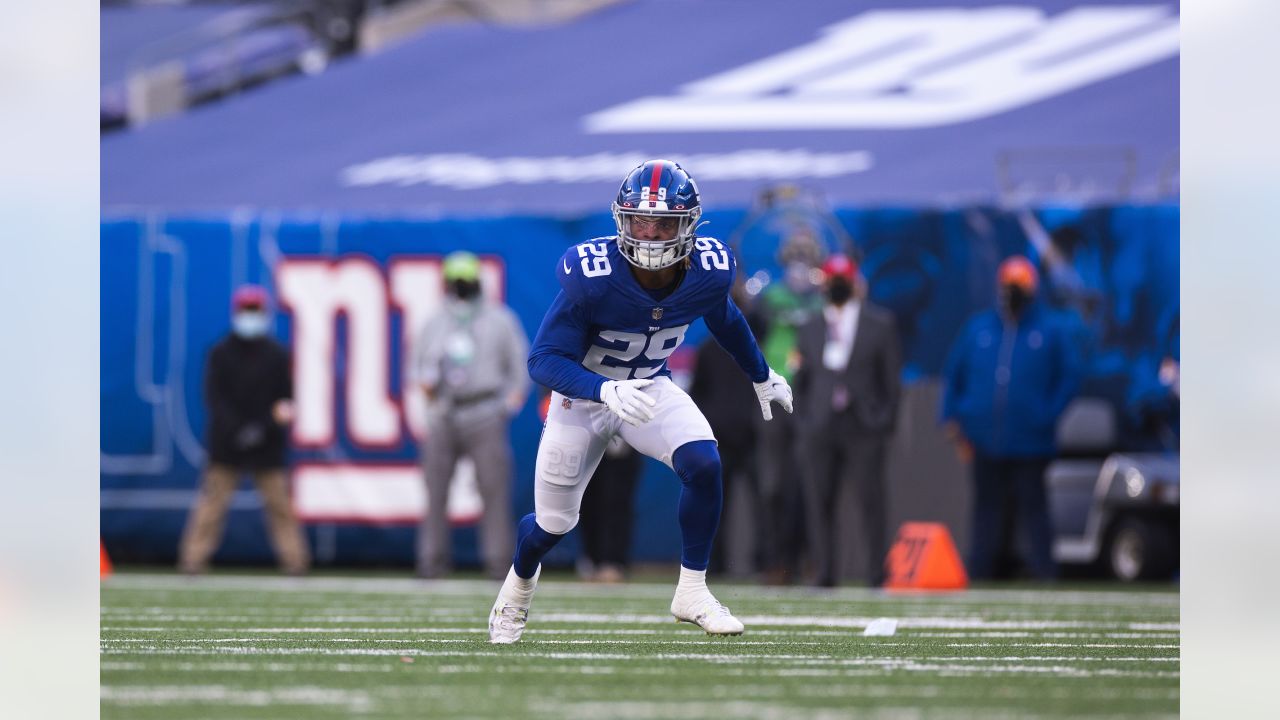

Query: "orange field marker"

xmin=883 ymin=522 xmax=968 ymax=591
xmin=100 ymin=541 xmax=114 ymax=578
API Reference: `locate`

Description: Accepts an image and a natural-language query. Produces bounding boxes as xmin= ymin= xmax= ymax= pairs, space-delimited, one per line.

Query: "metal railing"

xmin=996 ymin=146 xmax=1139 ymax=205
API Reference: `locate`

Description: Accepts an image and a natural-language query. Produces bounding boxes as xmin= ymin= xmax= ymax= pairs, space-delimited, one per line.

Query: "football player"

xmin=489 ymin=160 xmax=793 ymax=643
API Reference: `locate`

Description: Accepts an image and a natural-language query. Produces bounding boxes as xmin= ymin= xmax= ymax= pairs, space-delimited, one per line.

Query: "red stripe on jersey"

xmin=647 ymin=162 xmax=664 ymax=206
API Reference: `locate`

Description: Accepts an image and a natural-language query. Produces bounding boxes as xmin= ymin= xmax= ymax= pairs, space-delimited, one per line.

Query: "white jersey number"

xmin=696 ymin=238 xmax=729 ymax=271
xmin=583 ymin=325 xmax=690 ymax=381
xmin=577 ymin=241 xmax=612 ymax=277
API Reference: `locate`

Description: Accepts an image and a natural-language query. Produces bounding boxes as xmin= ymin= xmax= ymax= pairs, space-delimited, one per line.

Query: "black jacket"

xmin=793 ymin=301 xmax=903 ymax=437
xmin=204 ymin=335 xmax=292 ymax=468
xmin=689 ymin=340 xmax=758 ymax=453
xmin=690 ymin=306 xmax=768 ymax=452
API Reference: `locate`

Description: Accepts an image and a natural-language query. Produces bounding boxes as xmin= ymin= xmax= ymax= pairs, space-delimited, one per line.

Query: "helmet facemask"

xmin=612 ymin=203 xmax=701 ymax=271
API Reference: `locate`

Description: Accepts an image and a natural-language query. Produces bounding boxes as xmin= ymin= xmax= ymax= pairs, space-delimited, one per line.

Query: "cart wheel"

xmin=1107 ymin=517 xmax=1175 ymax=581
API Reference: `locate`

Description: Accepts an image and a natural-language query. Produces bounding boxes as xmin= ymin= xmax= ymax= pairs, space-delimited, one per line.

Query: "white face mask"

xmin=232 ymin=311 xmax=270 ymax=339
xmin=634 ymin=241 xmax=677 ymax=270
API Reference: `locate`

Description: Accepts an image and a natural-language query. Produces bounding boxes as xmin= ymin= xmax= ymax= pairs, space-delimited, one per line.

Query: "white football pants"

xmin=534 ymin=376 xmax=716 ymax=534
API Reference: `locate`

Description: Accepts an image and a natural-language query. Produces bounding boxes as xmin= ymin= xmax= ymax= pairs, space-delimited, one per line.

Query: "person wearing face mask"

xmin=750 ymin=231 xmax=827 ymax=586
xmin=940 ymin=256 xmax=1082 ymax=581
xmin=412 ymin=251 xmax=531 ymax=580
xmin=178 ymin=285 xmax=309 ymax=575
xmin=792 ymin=254 xmax=902 ymax=587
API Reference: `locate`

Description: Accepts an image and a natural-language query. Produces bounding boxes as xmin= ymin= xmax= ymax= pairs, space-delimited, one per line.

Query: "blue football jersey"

xmin=528 ymin=236 xmax=768 ymax=401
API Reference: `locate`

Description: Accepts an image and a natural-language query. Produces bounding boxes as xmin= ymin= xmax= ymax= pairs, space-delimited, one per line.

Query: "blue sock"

xmin=672 ymin=440 xmax=722 ymax=572
xmin=512 ymin=512 xmax=563 ymax=579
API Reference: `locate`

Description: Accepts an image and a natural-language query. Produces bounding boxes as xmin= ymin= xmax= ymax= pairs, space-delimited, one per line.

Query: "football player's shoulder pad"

xmin=557 ymin=236 xmax=616 ymax=303
xmin=689 ymin=234 xmax=737 ymax=292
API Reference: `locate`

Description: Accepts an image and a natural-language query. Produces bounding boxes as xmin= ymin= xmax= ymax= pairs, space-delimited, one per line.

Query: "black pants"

xmin=578 ymin=448 xmax=643 ymax=567
xmin=800 ymin=432 xmax=889 ymax=586
xmin=709 ymin=439 xmax=756 ymax=575
xmin=755 ymin=412 xmax=806 ymax=579
xmin=968 ymin=454 xmax=1057 ymax=581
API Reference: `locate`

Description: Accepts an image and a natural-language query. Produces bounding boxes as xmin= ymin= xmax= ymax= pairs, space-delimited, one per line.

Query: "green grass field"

xmin=101 ymin=571 xmax=1178 ymax=718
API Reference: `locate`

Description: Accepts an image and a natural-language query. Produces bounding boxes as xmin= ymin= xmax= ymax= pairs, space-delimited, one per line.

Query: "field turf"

xmin=101 ymin=571 xmax=1178 ymax=718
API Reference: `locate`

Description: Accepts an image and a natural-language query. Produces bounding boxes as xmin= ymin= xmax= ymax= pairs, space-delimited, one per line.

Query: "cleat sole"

xmin=675 ymin=615 xmax=744 ymax=636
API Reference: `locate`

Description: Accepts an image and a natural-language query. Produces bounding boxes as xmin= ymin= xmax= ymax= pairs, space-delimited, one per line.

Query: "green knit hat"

xmin=442 ymin=251 xmax=481 ymax=281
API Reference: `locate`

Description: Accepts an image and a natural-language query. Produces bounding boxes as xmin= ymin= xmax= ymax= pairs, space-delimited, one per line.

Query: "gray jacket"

xmin=412 ymin=298 xmax=530 ymax=429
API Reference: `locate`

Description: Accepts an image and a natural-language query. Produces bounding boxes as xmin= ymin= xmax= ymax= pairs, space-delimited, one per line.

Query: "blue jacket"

xmin=941 ymin=305 xmax=1081 ymax=458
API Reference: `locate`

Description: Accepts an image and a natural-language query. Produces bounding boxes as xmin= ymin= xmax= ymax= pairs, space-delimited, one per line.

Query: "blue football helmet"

xmin=612 ymin=159 xmax=703 ymax=270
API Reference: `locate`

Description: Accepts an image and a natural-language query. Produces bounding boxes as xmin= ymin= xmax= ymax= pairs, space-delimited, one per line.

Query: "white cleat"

xmin=489 ymin=566 xmax=540 ymax=644
xmin=671 ymin=592 xmax=745 ymax=636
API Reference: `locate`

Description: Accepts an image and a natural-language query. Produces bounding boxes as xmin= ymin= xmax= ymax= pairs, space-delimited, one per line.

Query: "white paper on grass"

xmin=863 ymin=618 xmax=898 ymax=637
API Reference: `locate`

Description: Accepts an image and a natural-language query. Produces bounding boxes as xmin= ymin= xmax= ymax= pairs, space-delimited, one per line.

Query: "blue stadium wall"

xmin=100 ymin=204 xmax=1178 ymax=569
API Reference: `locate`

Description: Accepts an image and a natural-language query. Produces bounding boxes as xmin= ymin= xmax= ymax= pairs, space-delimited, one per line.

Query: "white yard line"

xmin=100 ymin=625 xmax=1178 ymax=640
xmin=101 ymin=637 xmax=867 ymax=646
xmin=98 ymin=645 xmax=1178 ymax=666
xmin=524 ymin=613 xmax=1179 ymax=631
xmin=99 ymin=684 xmax=374 ymax=712
xmin=103 ymin=661 xmax=398 ymax=673
xmin=100 ymin=613 xmax=475 ymax=623
xmin=100 ymin=636 xmax=1181 ymax=653
xmin=943 ymin=642 xmax=1180 ymax=649
xmin=103 ymin=626 xmax=495 ymax=634
xmin=98 ymin=613 xmax=1180 ymax=631
xmin=538 ymin=696 xmax=1178 ymax=720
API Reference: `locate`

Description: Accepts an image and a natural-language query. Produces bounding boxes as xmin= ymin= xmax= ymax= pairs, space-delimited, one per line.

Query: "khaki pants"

xmin=178 ymin=464 xmax=310 ymax=574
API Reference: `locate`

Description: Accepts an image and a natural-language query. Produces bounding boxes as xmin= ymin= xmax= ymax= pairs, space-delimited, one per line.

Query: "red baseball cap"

xmin=232 ymin=284 xmax=270 ymax=311
xmin=997 ymin=256 xmax=1039 ymax=292
xmin=821 ymin=254 xmax=858 ymax=282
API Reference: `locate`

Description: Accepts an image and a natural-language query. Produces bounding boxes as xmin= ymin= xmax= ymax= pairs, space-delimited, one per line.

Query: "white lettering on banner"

xmin=388 ymin=260 xmax=444 ymax=443
xmin=277 ymin=255 xmax=504 ymax=448
xmin=340 ymin=149 xmax=872 ymax=190
xmin=583 ymin=5 xmax=1179 ymax=131
xmin=293 ymin=461 xmax=483 ymax=524
xmin=278 ymin=258 xmax=398 ymax=447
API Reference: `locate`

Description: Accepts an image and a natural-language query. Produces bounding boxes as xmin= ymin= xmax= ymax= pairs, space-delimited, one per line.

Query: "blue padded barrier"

xmin=101 ymin=206 xmax=1177 ymax=567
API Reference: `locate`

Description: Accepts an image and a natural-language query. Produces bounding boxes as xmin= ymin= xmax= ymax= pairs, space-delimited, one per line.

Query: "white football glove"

xmin=600 ymin=379 xmax=657 ymax=426
xmin=753 ymin=368 xmax=794 ymax=421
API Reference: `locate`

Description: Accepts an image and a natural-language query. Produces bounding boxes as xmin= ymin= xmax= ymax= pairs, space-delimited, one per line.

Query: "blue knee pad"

xmin=673 ymin=440 xmax=722 ymax=571
xmin=675 ymin=440 xmax=722 ymax=485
